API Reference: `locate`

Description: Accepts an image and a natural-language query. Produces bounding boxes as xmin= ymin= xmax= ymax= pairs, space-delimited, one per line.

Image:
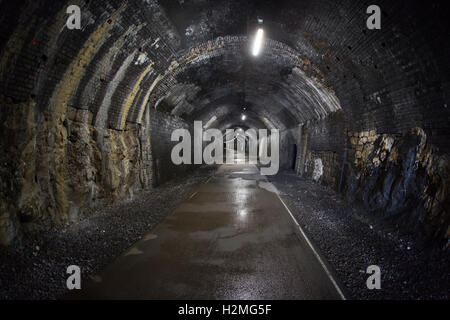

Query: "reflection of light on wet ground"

xmin=224 ymin=150 xmax=248 ymax=164
xmin=74 ymin=163 xmax=344 ymax=300
xmin=238 ymin=209 xmax=247 ymax=217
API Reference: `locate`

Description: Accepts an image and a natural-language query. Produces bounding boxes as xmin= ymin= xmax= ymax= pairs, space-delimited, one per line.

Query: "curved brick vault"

xmin=0 ymin=0 xmax=449 ymax=246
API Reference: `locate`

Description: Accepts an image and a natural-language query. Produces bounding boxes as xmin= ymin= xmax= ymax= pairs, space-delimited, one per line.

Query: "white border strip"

xmin=189 ymin=191 xmax=198 ymax=199
xmin=276 ymin=193 xmax=347 ymax=300
xmin=204 ymin=176 xmax=212 ymax=184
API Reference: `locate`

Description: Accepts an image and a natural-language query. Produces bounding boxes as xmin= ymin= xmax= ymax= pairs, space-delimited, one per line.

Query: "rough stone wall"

xmin=344 ymin=127 xmax=450 ymax=242
xmin=299 ymin=113 xmax=449 ymax=243
xmin=0 ymin=102 xmax=152 ymax=245
xmin=0 ymin=0 xmax=177 ymax=244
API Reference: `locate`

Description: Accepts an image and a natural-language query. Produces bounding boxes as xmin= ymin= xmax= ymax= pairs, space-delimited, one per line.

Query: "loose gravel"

xmin=0 ymin=166 xmax=216 ymax=300
xmin=268 ymin=171 xmax=450 ymax=300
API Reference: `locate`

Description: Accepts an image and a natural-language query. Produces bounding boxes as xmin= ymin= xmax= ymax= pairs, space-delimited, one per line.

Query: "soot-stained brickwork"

xmin=149 ymin=108 xmax=194 ymax=186
xmin=0 ymin=0 xmax=448 ymax=245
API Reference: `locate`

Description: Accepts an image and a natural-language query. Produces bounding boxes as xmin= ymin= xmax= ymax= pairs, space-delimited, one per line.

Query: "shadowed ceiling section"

xmin=145 ymin=37 xmax=342 ymax=130
xmin=1 ymin=0 xmax=446 ymax=139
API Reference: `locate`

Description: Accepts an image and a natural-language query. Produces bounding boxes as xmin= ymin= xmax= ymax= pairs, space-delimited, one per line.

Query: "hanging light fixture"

xmin=252 ymin=17 xmax=264 ymax=56
xmin=252 ymin=28 xmax=264 ymax=56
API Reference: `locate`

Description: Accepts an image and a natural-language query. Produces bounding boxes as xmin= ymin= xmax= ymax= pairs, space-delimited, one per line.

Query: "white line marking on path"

xmin=189 ymin=191 xmax=198 ymax=199
xmin=276 ymin=192 xmax=347 ymax=300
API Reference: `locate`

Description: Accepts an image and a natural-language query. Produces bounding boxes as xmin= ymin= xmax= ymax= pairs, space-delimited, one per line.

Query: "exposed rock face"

xmin=0 ymin=100 xmax=37 ymax=244
xmin=0 ymin=102 xmax=152 ymax=245
xmin=344 ymin=128 xmax=450 ymax=243
xmin=297 ymin=115 xmax=449 ymax=244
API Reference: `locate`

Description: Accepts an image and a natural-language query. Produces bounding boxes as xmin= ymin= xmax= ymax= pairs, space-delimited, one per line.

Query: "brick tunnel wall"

xmin=149 ymin=108 xmax=195 ymax=186
xmin=0 ymin=0 xmax=448 ymax=246
xmin=0 ymin=2 xmax=290 ymax=247
xmin=300 ymin=112 xmax=346 ymax=188
xmin=0 ymin=0 xmax=180 ymax=244
xmin=279 ymin=127 xmax=299 ymax=171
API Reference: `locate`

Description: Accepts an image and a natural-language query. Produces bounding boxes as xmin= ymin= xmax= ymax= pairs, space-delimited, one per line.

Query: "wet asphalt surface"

xmin=70 ymin=164 xmax=343 ymax=300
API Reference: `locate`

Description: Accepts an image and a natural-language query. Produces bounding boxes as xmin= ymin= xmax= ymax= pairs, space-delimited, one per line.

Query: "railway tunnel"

xmin=0 ymin=0 xmax=449 ymax=300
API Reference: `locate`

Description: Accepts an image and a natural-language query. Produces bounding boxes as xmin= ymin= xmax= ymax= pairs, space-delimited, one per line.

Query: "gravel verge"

xmin=0 ymin=165 xmax=217 ymax=300
xmin=268 ymin=170 xmax=449 ymax=300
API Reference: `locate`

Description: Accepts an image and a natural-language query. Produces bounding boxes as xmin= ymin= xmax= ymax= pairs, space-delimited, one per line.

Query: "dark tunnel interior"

xmin=0 ymin=0 xmax=449 ymax=301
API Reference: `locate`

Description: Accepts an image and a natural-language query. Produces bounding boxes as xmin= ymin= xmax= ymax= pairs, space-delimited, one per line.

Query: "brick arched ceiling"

xmin=148 ymin=36 xmax=341 ymax=131
xmin=0 ymin=0 xmax=448 ymax=146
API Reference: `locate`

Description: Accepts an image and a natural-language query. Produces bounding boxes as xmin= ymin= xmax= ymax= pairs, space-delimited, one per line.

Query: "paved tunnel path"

xmin=74 ymin=164 xmax=345 ymax=299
